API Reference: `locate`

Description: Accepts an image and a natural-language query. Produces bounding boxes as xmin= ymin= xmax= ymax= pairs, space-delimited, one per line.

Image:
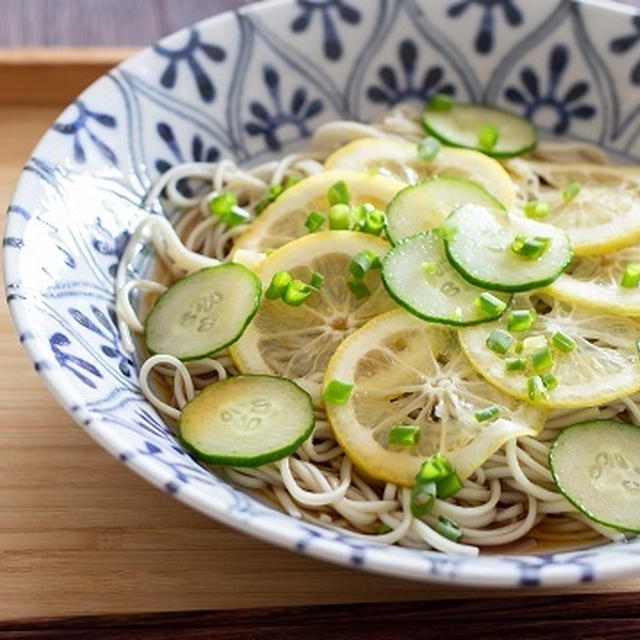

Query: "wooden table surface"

xmin=8 ymin=103 xmax=640 ymax=622
xmin=1 ymin=1 xmax=640 ymax=636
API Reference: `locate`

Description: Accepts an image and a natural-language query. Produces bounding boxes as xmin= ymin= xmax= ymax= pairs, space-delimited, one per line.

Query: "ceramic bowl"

xmin=5 ymin=0 xmax=640 ymax=587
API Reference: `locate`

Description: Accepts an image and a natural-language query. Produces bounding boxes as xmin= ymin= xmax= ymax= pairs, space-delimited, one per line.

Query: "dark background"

xmin=1 ymin=0 xmax=637 ymax=47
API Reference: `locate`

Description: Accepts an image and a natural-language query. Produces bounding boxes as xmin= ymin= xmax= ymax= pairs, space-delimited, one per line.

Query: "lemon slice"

xmin=229 ymin=231 xmax=395 ymax=405
xmin=324 ymin=309 xmax=545 ymax=485
xmin=546 ymin=243 xmax=640 ymax=316
xmin=460 ymin=295 xmax=640 ymax=409
xmin=508 ymin=161 xmax=640 ymax=256
xmin=324 ymin=138 xmax=516 ymax=209
xmin=233 ymin=170 xmax=404 ymax=253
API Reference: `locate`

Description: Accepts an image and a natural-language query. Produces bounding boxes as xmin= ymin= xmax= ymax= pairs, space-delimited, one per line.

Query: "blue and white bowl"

xmin=5 ymin=0 xmax=640 ymax=587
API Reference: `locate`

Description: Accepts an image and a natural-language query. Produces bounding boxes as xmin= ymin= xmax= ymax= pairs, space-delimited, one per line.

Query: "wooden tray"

xmin=1 ymin=48 xmax=639 ymax=624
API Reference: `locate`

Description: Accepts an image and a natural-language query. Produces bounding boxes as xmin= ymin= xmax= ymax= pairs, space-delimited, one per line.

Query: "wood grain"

xmin=1 ymin=0 xmax=640 ymax=624
xmin=1 ymin=594 xmax=640 ymax=639
xmin=2 ymin=104 xmax=640 ymax=621
xmin=0 ymin=48 xmax=138 ymax=105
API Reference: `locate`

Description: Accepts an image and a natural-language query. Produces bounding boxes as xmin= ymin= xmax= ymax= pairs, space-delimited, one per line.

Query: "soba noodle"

xmin=115 ymin=104 xmax=631 ymax=555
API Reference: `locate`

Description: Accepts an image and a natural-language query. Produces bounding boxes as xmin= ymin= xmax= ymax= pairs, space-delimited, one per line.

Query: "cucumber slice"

xmin=422 ymin=103 xmax=537 ymax=158
xmin=385 ymin=176 xmax=506 ymax=245
xmin=180 ymin=375 xmax=314 ymax=467
xmin=381 ymin=231 xmax=511 ymax=326
xmin=444 ymin=204 xmax=572 ymax=292
xmin=145 ymin=263 xmax=261 ymax=361
xmin=549 ymin=420 xmax=640 ymax=533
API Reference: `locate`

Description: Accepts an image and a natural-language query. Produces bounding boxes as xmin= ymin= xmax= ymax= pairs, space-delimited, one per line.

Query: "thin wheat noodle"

xmin=278 ymin=456 xmax=351 ymax=507
xmin=116 ymin=279 xmax=167 ymax=334
xmin=115 ymin=110 xmax=637 ymax=555
xmin=506 ymin=440 xmax=561 ymax=502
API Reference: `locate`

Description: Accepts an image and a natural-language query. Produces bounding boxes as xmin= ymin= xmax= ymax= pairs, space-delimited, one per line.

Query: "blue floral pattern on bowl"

xmin=5 ymin=0 xmax=640 ymax=588
xmin=291 ymin=0 xmax=362 ymax=60
xmin=504 ymin=43 xmax=596 ymax=135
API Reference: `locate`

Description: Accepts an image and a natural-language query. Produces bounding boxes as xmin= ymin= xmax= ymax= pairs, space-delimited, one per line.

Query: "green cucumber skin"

xmin=381 ymin=233 xmax=512 ymax=327
xmin=444 ymin=231 xmax=573 ymax=293
xmin=384 ymin=177 xmax=507 ymax=246
xmin=144 ymin=263 xmax=262 ymax=362
xmin=179 ymin=374 xmax=314 ymax=467
xmin=549 ymin=419 xmax=640 ymax=534
xmin=422 ymin=103 xmax=538 ymax=159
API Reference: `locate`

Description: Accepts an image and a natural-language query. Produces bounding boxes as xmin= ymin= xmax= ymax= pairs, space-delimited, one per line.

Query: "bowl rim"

xmin=5 ymin=0 xmax=640 ymax=589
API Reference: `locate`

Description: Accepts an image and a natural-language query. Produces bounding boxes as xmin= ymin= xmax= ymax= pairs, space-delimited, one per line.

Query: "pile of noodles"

xmin=115 ymin=104 xmax=632 ymax=556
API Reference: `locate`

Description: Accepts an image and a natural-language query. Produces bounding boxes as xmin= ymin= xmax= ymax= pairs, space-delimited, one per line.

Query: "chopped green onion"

xmin=551 ymin=331 xmax=575 ymax=353
xmin=328 ymin=203 xmax=351 ymax=230
xmin=474 ymin=292 xmax=507 ymax=317
xmin=414 ymin=453 xmax=461 ymax=502
xmin=527 ymin=375 xmax=548 ymax=401
xmin=507 ymin=309 xmax=534 ymax=332
xmin=327 ymin=180 xmax=350 ymax=206
xmin=284 ymin=175 xmax=299 ymax=190
xmin=417 ymin=136 xmax=441 ymax=161
xmin=377 ymin=523 xmax=391 ymax=534
xmin=522 ymin=335 xmax=547 ymax=352
xmin=531 ymin=346 xmax=553 ymax=373
xmin=505 ymin=357 xmax=527 ymax=372
xmin=322 ymin=379 xmax=353 ymax=405
xmin=304 ymin=210 xmax=326 ymax=233
xmin=410 ymin=481 xmax=437 ymax=517
xmin=350 ymin=251 xmax=378 ymax=280
xmin=254 ymin=176 xmax=299 ymax=214
xmin=265 ymin=271 xmax=292 ymax=300
xmin=621 ymin=263 xmax=640 ymax=288
xmin=474 ymin=405 xmax=500 ymax=422
xmin=478 ymin=123 xmax=499 ymax=151
xmin=523 ymin=201 xmax=549 ymax=219
xmin=351 ymin=203 xmax=373 ymax=230
xmin=310 ymin=271 xmax=324 ymax=290
xmin=224 ymin=205 xmax=251 ymax=227
xmin=421 ymin=261 xmax=439 ymax=277
xmin=486 ymin=329 xmax=513 ymax=354
xmin=636 ymin=338 xmax=640 ymax=362
xmin=416 ymin=453 xmax=454 ymax=483
xmin=255 ymin=188 xmax=280 ymax=215
xmin=388 ymin=425 xmax=420 ymax=446
xmin=510 ymin=235 xmax=551 ymax=260
xmin=347 ymin=277 xmax=370 ymax=299
xmin=562 ymin=181 xmax=581 ymax=203
xmin=541 ymin=372 xmax=558 ymax=390
xmin=282 ymin=279 xmax=314 ymax=306
xmin=362 ymin=208 xmax=386 ymax=235
xmin=437 ymin=472 xmax=463 ymax=499
xmin=514 ymin=340 xmax=524 ymax=354
xmin=426 ymin=93 xmax=453 ymax=112
xmin=436 ymin=516 xmax=462 ymax=542
xmin=209 ymin=192 xmax=250 ymax=227
xmin=209 ymin=192 xmax=237 ymax=216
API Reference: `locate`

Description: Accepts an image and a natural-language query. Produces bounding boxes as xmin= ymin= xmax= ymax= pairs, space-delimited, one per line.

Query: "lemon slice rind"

xmin=324 ymin=308 xmax=546 ymax=485
xmin=229 ymin=231 xmax=395 ymax=405
xmin=545 ymin=243 xmax=640 ymax=316
xmin=459 ymin=296 xmax=640 ymax=409
xmin=324 ymin=138 xmax=516 ymax=210
xmin=509 ymin=161 xmax=640 ymax=256
xmin=233 ymin=170 xmax=405 ymax=253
